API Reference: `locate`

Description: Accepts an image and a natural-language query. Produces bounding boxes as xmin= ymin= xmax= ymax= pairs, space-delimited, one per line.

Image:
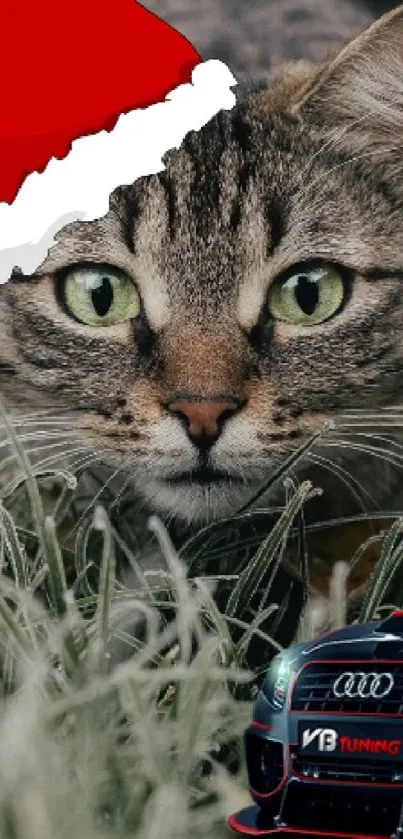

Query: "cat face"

xmin=2 ymin=8 xmax=403 ymax=525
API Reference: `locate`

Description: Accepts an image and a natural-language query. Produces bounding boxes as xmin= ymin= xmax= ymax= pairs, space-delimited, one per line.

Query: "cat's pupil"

xmin=294 ymin=274 xmax=319 ymax=315
xmin=91 ymin=277 xmax=114 ymax=317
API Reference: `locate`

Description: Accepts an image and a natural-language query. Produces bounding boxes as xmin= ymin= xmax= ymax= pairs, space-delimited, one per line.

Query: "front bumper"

xmin=228 ymin=803 xmax=391 ymax=839
xmin=230 ymin=715 xmax=403 ymax=838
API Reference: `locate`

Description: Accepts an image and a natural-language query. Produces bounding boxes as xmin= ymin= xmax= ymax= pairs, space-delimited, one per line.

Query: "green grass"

xmin=1 ymin=405 xmax=403 ymax=838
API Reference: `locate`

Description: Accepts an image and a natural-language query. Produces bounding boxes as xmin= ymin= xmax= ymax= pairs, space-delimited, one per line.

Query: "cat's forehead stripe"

xmin=129 ymin=105 xmax=284 ymax=326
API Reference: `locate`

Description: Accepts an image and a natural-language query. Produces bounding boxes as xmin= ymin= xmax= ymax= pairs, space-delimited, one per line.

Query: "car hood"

xmin=297 ymin=613 xmax=403 ymax=663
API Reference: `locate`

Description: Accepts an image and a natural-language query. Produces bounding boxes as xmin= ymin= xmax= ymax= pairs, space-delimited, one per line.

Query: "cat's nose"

xmin=165 ymin=395 xmax=243 ymax=450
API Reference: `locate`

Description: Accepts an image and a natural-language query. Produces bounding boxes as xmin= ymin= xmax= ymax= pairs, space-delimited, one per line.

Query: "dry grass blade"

xmin=225 ymin=481 xmax=317 ymax=619
xmin=359 ymin=517 xmax=403 ymax=622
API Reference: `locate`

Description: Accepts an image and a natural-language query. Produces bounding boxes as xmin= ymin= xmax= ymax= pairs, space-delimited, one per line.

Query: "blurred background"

xmin=142 ymin=0 xmax=401 ymax=84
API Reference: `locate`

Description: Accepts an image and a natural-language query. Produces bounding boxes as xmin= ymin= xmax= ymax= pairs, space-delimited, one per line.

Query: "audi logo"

xmin=332 ymin=671 xmax=394 ymax=700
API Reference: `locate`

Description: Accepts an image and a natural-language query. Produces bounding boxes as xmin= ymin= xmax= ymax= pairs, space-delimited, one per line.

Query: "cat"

xmin=1 ymin=3 xmax=403 ymax=541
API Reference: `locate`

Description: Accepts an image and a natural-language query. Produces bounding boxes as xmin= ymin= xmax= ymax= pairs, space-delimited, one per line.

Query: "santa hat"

xmin=0 ymin=0 xmax=236 ymax=284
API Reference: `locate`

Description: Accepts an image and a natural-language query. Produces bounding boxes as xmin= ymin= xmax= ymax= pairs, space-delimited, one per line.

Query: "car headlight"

xmin=262 ymin=655 xmax=293 ymax=711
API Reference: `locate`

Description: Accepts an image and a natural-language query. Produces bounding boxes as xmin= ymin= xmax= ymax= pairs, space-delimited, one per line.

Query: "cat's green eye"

xmin=62 ymin=266 xmax=140 ymax=326
xmin=267 ymin=263 xmax=345 ymax=326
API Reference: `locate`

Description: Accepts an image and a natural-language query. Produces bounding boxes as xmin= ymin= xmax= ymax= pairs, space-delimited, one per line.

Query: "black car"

xmin=228 ymin=610 xmax=403 ymax=839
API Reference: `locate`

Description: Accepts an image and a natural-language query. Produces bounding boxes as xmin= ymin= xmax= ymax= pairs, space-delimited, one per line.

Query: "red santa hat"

xmin=0 ymin=0 xmax=236 ymax=284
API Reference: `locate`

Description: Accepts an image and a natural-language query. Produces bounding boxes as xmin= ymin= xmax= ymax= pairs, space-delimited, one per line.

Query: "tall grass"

xmin=0 ymin=496 xmax=250 ymax=838
xmin=1 ymin=408 xmax=403 ymax=838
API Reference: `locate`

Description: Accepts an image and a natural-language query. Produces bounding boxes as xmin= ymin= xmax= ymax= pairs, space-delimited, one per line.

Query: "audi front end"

xmin=228 ymin=609 xmax=403 ymax=839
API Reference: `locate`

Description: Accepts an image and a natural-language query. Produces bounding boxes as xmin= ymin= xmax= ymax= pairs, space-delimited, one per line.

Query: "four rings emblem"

xmin=332 ymin=671 xmax=394 ymax=699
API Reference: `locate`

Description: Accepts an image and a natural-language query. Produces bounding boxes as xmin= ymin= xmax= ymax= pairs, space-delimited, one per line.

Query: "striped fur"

xmin=2 ymin=5 xmax=403 ymax=527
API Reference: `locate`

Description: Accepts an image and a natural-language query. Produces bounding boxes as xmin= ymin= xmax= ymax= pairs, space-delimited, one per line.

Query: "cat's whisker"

xmin=0 ymin=436 xmax=80 ymax=470
xmin=308 ymin=452 xmax=378 ymax=513
xmin=0 ymin=413 xmax=75 ymax=426
xmin=337 ymin=411 xmax=403 ymax=420
xmin=332 ymin=428 xmax=403 ymax=443
xmin=338 ymin=409 xmax=403 ymax=416
xmin=339 ymin=406 xmax=403 ymax=413
xmin=65 ymin=460 xmax=129 ymax=536
xmin=336 ymin=423 xmax=403 ymax=429
xmin=0 ymin=424 xmax=76 ymax=456
xmin=303 ymin=144 xmax=399 ymax=198
xmin=0 ymin=447 xmax=91 ymax=499
xmin=0 ymin=435 xmax=79 ymax=459
xmin=66 ymin=453 xmax=101 ymax=474
xmin=323 ymin=439 xmax=403 ymax=471
xmin=330 ymin=433 xmax=403 ymax=460
xmin=5 ymin=411 xmax=74 ymax=419
xmin=299 ymin=111 xmax=376 ymax=180
xmin=334 ymin=413 xmax=403 ymax=431
xmin=205 ymin=484 xmax=213 ymax=523
xmin=108 ymin=469 xmax=137 ymax=514
xmin=1 ymin=407 xmax=71 ymax=417
xmin=215 ymin=455 xmax=252 ymax=488
xmin=15 ymin=445 xmax=89 ymax=473
xmin=327 ymin=435 xmax=403 ymax=458
xmin=0 ymin=422 xmax=75 ymax=434
xmin=0 ymin=432 xmax=76 ymax=449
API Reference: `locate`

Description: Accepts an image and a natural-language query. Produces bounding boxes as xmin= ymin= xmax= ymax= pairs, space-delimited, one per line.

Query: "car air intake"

xmin=246 ymin=733 xmax=284 ymax=796
xmin=282 ymin=781 xmax=401 ymax=836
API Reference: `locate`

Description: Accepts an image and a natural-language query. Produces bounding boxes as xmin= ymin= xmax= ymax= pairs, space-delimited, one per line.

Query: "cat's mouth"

xmin=138 ymin=463 xmax=255 ymax=522
xmin=165 ymin=467 xmax=245 ymax=486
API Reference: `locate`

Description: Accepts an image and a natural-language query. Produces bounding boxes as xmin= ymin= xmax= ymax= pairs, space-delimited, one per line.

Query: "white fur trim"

xmin=0 ymin=60 xmax=237 ymax=284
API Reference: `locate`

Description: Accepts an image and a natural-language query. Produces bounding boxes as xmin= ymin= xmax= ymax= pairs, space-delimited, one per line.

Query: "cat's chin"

xmin=138 ymin=476 xmax=255 ymax=525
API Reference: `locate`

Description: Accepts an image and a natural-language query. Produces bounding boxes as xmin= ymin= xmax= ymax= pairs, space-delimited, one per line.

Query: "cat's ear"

xmin=291 ymin=5 xmax=403 ymax=149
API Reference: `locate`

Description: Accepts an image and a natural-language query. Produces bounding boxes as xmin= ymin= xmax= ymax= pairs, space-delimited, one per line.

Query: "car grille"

xmin=282 ymin=781 xmax=401 ymax=836
xmin=291 ymin=662 xmax=403 ymax=714
xmin=246 ymin=733 xmax=284 ymax=795
xmin=294 ymin=754 xmax=403 ymax=784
